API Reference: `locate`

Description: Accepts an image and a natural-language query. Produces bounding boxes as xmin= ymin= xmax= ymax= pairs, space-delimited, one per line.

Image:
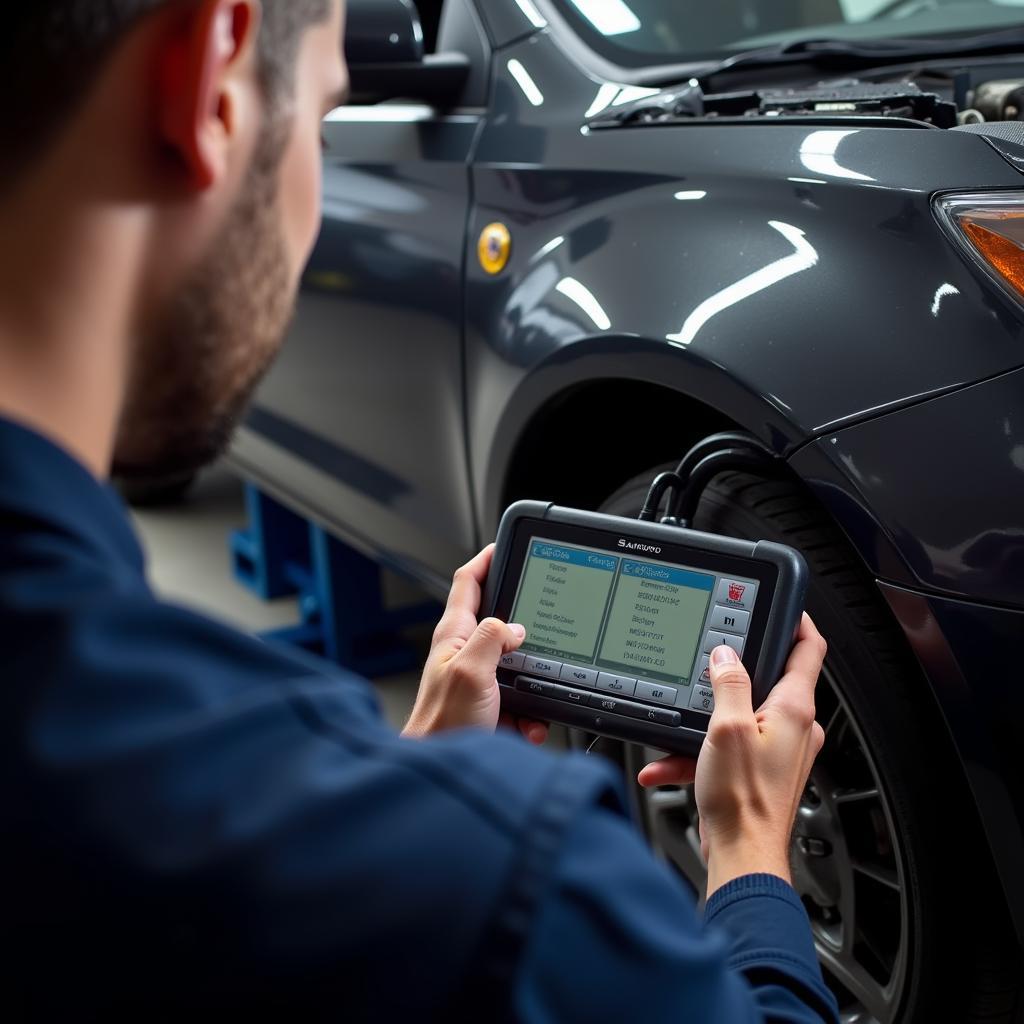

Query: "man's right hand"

xmin=638 ymin=613 xmax=827 ymax=897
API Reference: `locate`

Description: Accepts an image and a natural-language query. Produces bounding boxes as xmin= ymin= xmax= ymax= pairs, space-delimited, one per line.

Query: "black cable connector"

xmin=639 ymin=431 xmax=783 ymax=528
xmin=637 ymin=471 xmax=684 ymax=521
xmin=675 ymin=447 xmax=782 ymax=525
xmin=672 ymin=430 xmax=775 ymax=487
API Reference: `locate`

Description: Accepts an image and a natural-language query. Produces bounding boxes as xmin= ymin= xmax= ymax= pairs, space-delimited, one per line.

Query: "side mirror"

xmin=344 ymin=0 xmax=470 ymax=108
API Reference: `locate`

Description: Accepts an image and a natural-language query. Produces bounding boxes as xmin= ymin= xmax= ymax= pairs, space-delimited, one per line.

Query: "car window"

xmin=548 ymin=0 xmax=1024 ymax=67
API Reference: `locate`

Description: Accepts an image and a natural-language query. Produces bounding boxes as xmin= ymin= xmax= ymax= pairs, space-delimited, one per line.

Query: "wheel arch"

xmin=474 ymin=334 xmax=802 ymax=539
xmin=491 ymin=366 xmax=916 ymax=594
xmin=498 ymin=378 xmax=735 ymax=518
xmin=484 ymin=362 xmax=1016 ymax=946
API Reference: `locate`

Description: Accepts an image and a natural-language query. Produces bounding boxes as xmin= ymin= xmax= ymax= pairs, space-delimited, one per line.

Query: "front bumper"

xmin=791 ymin=365 xmax=1024 ymax=939
xmin=880 ymin=581 xmax=1024 ymax=939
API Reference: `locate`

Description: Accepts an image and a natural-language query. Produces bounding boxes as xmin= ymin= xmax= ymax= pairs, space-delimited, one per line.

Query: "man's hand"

xmin=638 ymin=614 xmax=827 ymax=897
xmin=403 ymin=545 xmax=548 ymax=744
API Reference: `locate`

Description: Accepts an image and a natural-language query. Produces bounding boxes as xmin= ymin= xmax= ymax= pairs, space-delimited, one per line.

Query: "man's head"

xmin=0 ymin=1 xmax=348 ymax=478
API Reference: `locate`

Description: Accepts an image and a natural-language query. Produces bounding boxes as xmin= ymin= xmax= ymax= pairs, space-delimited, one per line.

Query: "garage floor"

xmin=130 ymin=464 xmax=424 ymax=731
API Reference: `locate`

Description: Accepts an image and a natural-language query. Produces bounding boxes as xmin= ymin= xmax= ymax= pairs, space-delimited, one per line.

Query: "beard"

xmin=113 ymin=121 xmax=294 ymax=481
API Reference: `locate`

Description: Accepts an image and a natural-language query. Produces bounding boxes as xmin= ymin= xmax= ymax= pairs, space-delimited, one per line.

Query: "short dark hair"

xmin=0 ymin=0 xmax=331 ymax=189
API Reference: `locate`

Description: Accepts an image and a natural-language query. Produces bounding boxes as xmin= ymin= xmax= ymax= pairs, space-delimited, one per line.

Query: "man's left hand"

xmin=403 ymin=545 xmax=548 ymax=743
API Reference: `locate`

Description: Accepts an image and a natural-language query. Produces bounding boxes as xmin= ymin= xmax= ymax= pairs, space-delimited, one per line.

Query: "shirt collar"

xmin=0 ymin=415 xmax=145 ymax=573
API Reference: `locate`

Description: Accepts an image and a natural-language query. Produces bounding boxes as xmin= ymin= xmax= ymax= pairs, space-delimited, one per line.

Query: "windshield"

xmin=548 ymin=0 xmax=1024 ymax=67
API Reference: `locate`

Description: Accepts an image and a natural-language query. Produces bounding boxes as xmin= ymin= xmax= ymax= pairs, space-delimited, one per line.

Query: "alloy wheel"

xmin=623 ymin=664 xmax=909 ymax=1023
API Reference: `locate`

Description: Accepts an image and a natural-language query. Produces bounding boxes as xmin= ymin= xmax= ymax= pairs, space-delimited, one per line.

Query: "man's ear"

xmin=158 ymin=0 xmax=262 ymax=190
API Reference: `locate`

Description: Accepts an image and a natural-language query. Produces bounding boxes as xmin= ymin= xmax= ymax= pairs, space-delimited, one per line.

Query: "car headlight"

xmin=935 ymin=191 xmax=1024 ymax=302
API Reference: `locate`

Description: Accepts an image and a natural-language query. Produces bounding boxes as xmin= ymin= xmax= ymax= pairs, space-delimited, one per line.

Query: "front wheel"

xmin=593 ymin=466 xmax=1019 ymax=1024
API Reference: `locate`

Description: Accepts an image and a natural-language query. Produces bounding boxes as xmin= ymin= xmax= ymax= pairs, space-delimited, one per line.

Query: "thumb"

xmin=452 ymin=618 xmax=525 ymax=684
xmin=708 ymin=645 xmax=753 ymax=718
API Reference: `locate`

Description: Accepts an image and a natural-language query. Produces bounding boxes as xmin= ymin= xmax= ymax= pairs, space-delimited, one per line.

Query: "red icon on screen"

xmin=727 ymin=583 xmax=746 ymax=603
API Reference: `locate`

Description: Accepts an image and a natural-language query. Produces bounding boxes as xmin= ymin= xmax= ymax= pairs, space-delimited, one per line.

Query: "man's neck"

xmin=0 ymin=347 xmax=124 ymax=480
xmin=0 ymin=182 xmax=143 ymax=479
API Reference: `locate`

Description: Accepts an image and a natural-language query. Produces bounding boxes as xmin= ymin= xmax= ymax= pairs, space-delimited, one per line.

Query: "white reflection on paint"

xmin=799 ymin=130 xmax=875 ymax=182
xmin=324 ymin=106 xmax=478 ymax=125
xmin=507 ymin=59 xmax=544 ymax=107
xmin=556 ymin=277 xmax=612 ymax=330
xmin=326 ymin=105 xmax=432 ymax=122
xmin=931 ymin=283 xmax=960 ymax=317
xmin=534 ymin=236 xmax=566 ymax=261
xmin=667 ymin=221 xmax=818 ymax=347
xmin=585 ymin=83 xmax=621 ymax=118
xmin=513 ymin=0 xmax=546 ymax=28
xmin=569 ymin=0 xmax=641 ymax=35
xmin=612 ymin=84 xmax=661 ymax=106
xmin=674 ymin=190 xmax=707 ymax=201
xmin=584 ymin=83 xmax=661 ymax=119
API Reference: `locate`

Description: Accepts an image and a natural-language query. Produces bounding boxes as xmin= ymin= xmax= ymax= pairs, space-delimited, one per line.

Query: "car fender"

xmin=467 ymin=35 xmax=1024 ymax=533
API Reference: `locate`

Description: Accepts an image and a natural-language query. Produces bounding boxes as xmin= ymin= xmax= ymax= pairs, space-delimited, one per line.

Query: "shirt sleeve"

xmin=513 ymin=802 xmax=839 ymax=1024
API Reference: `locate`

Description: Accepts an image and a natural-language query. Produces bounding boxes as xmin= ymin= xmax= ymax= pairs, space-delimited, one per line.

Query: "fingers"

xmin=432 ymin=546 xmax=495 ymax=646
xmin=808 ymin=721 xmax=826 ymax=769
xmin=451 ymin=616 xmax=524 ymax=684
xmin=761 ymin=613 xmax=827 ymax=727
xmin=707 ymin=645 xmax=754 ymax=720
xmin=498 ymin=713 xmax=549 ymax=746
xmin=637 ymin=755 xmax=698 ymax=788
xmin=781 ymin=613 xmax=828 ymax=689
xmin=811 ymin=720 xmax=825 ymax=754
xmin=519 ymin=720 xmax=548 ymax=745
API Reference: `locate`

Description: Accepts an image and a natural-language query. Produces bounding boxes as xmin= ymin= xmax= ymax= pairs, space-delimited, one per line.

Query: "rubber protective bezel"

xmin=482 ymin=501 xmax=807 ymax=755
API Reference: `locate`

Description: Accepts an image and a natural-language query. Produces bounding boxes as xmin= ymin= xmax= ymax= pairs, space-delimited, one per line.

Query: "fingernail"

xmin=509 ymin=624 xmax=526 ymax=640
xmin=711 ymin=645 xmax=739 ymax=666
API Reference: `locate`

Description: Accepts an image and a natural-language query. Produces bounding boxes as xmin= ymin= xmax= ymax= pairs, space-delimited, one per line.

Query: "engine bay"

xmin=704 ymin=81 xmax=961 ymax=127
xmin=589 ymin=64 xmax=1024 ymax=131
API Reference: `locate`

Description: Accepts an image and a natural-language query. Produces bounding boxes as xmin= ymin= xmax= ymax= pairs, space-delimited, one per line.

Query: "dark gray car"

xmin=230 ymin=2 xmax=1024 ymax=1020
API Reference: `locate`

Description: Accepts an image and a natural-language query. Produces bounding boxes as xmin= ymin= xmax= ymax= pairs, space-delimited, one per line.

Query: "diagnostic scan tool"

xmin=483 ymin=502 xmax=808 ymax=755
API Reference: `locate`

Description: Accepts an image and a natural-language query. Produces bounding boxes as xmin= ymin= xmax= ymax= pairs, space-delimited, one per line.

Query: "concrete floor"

xmin=130 ymin=464 xmax=424 ymax=730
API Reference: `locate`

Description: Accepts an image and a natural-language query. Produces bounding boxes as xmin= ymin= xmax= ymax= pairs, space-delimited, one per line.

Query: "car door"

xmin=230 ymin=0 xmax=490 ymax=593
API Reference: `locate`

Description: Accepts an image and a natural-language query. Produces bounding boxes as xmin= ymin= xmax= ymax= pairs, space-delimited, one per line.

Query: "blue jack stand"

xmin=230 ymin=484 xmax=440 ymax=677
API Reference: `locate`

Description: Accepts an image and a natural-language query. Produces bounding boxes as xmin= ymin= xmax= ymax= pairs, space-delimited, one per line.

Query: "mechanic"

xmin=0 ymin=2 xmax=837 ymax=1020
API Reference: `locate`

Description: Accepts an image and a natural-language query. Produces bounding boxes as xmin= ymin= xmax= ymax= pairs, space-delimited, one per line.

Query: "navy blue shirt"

xmin=0 ymin=417 xmax=838 ymax=1021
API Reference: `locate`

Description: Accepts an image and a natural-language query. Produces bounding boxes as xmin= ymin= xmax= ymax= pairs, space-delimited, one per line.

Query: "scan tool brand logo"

xmin=617 ymin=539 xmax=662 ymax=554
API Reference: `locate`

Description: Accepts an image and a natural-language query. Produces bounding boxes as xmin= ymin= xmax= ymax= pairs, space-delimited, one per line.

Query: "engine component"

xmin=973 ymin=79 xmax=1024 ymax=121
xmin=745 ymin=82 xmax=957 ymax=127
xmin=589 ymin=79 xmax=958 ymax=128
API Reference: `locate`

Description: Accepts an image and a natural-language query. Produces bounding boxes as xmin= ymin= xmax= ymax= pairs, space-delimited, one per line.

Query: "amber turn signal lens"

xmin=960 ymin=212 xmax=1024 ymax=297
xmin=937 ymin=194 xmax=1024 ymax=302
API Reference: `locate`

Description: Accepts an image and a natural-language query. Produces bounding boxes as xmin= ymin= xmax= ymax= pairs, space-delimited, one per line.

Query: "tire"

xmin=593 ymin=465 xmax=1022 ymax=1024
